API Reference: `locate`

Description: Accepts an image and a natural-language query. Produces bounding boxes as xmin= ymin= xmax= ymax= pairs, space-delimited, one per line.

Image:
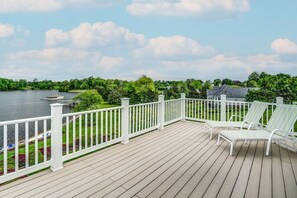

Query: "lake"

xmin=0 ymin=90 xmax=77 ymax=147
xmin=0 ymin=90 xmax=77 ymax=122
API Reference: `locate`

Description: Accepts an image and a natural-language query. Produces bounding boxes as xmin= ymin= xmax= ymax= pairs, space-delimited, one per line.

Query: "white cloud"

xmin=0 ymin=0 xmax=62 ymax=13
xmin=63 ymin=0 xmax=123 ymax=7
xmin=132 ymin=36 xmax=215 ymax=58
xmin=45 ymin=29 xmax=70 ymax=46
xmin=127 ymin=0 xmax=250 ymax=16
xmin=271 ymin=38 xmax=297 ymax=54
xmin=163 ymin=53 xmax=279 ymax=72
xmin=45 ymin=22 xmax=146 ymax=49
xmin=3 ymin=48 xmax=125 ymax=79
xmin=0 ymin=23 xmax=14 ymax=38
xmin=0 ymin=0 xmax=122 ymax=13
xmin=97 ymin=56 xmax=124 ymax=69
xmin=159 ymin=53 xmax=285 ymax=80
xmin=7 ymin=48 xmax=99 ymax=62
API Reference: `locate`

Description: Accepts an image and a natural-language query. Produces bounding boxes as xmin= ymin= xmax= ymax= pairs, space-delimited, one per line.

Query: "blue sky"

xmin=0 ymin=0 xmax=297 ymax=81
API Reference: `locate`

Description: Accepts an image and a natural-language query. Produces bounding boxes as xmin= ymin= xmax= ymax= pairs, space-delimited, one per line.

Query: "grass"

xmin=0 ymin=104 xmax=120 ymax=173
xmin=68 ymin=90 xmax=86 ymax=93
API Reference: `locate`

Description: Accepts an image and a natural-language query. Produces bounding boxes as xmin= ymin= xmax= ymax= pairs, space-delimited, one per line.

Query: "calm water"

xmin=0 ymin=90 xmax=77 ymax=147
xmin=0 ymin=90 xmax=77 ymax=121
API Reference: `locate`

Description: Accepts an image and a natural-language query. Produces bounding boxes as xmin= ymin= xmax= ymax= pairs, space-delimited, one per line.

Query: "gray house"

xmin=207 ymin=85 xmax=256 ymax=101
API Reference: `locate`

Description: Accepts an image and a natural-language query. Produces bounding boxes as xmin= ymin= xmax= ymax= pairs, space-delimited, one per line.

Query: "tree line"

xmin=245 ymin=72 xmax=297 ymax=103
xmin=1 ymin=72 xmax=297 ymax=105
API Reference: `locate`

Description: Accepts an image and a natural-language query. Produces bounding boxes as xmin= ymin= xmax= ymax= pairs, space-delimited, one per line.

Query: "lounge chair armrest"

xmin=228 ymin=115 xmax=244 ymax=121
xmin=270 ymin=129 xmax=290 ymax=138
xmin=240 ymin=121 xmax=263 ymax=130
xmin=251 ymin=122 xmax=265 ymax=129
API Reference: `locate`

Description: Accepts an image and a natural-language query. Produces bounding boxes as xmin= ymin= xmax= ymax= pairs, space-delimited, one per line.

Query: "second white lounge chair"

xmin=205 ymin=101 xmax=268 ymax=139
xmin=218 ymin=104 xmax=297 ymax=156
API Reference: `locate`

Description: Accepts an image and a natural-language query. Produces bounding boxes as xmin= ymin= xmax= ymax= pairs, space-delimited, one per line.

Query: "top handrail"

xmin=165 ymin=99 xmax=182 ymax=102
xmin=0 ymin=115 xmax=52 ymax=126
xmin=129 ymin=101 xmax=160 ymax=108
xmin=63 ymin=106 xmax=123 ymax=117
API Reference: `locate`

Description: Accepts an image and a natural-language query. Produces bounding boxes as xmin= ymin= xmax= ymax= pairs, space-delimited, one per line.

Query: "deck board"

xmin=231 ymin=140 xmax=257 ymax=198
xmin=217 ymin=140 xmax=251 ymax=198
xmin=245 ymin=141 xmax=264 ymax=198
xmin=258 ymin=141 xmax=272 ymax=198
xmin=272 ymin=143 xmax=286 ymax=198
xmin=0 ymin=121 xmax=296 ymax=198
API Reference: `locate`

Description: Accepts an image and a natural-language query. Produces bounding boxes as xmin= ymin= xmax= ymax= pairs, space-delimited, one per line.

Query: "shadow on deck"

xmin=0 ymin=121 xmax=296 ymax=198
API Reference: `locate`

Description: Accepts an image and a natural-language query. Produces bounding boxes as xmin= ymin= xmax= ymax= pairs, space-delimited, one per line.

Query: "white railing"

xmin=186 ymin=96 xmax=278 ymax=127
xmin=185 ymin=99 xmax=221 ymax=121
xmin=62 ymin=107 xmax=122 ymax=162
xmin=0 ymin=93 xmax=293 ymax=184
xmin=0 ymin=115 xmax=52 ymax=183
xmin=129 ymin=102 xmax=159 ymax=138
xmin=164 ymin=99 xmax=182 ymax=125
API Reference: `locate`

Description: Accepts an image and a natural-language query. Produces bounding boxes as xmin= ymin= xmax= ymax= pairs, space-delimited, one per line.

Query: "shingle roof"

xmin=207 ymin=85 xmax=256 ymax=98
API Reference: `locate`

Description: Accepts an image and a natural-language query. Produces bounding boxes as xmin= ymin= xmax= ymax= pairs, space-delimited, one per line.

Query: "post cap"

xmin=50 ymin=103 xmax=64 ymax=107
xmin=121 ymin=98 xmax=130 ymax=101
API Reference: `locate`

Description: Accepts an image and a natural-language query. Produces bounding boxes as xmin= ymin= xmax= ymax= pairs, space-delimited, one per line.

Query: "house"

xmin=207 ymin=85 xmax=256 ymax=101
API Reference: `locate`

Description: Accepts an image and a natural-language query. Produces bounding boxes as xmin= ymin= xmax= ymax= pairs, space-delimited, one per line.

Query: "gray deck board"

xmin=0 ymin=121 xmax=296 ymax=198
xmin=280 ymin=146 xmax=297 ymax=198
xmin=216 ymin=141 xmax=250 ymax=197
xmin=258 ymin=141 xmax=272 ymax=198
xmin=231 ymin=141 xmax=257 ymax=198
xmin=272 ymin=142 xmax=286 ymax=198
xmin=245 ymin=141 xmax=264 ymax=198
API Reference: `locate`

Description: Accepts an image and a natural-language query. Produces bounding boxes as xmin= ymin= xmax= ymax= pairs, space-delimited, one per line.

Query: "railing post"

xmin=158 ymin=95 xmax=165 ymax=130
xmin=181 ymin=93 xmax=186 ymax=121
xmin=121 ymin=98 xmax=130 ymax=144
xmin=50 ymin=103 xmax=64 ymax=171
xmin=276 ymin=97 xmax=284 ymax=104
xmin=220 ymin=94 xmax=227 ymax=121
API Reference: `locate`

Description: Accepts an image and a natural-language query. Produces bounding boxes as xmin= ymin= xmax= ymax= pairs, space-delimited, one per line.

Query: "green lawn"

xmin=0 ymin=104 xmax=120 ymax=173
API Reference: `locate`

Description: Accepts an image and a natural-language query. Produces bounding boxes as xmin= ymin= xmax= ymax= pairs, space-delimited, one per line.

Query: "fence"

xmin=0 ymin=94 xmax=291 ymax=183
xmin=185 ymin=95 xmax=279 ymax=127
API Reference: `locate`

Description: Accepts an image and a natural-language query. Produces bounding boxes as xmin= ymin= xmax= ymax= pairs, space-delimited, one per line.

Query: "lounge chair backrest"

xmin=266 ymin=104 xmax=297 ymax=136
xmin=244 ymin=101 xmax=268 ymax=123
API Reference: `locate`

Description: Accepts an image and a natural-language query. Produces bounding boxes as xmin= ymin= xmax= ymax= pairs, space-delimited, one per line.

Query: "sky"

xmin=0 ymin=0 xmax=297 ymax=81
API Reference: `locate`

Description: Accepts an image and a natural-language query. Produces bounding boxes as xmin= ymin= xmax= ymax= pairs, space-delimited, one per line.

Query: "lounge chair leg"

xmin=266 ymin=139 xmax=272 ymax=156
xmin=230 ymin=142 xmax=234 ymax=156
xmin=244 ymin=139 xmax=247 ymax=144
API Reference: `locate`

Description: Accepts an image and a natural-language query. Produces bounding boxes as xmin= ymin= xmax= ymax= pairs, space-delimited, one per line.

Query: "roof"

xmin=207 ymin=85 xmax=256 ymax=98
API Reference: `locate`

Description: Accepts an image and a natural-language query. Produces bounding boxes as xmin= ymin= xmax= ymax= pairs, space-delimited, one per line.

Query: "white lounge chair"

xmin=205 ymin=101 xmax=268 ymax=139
xmin=218 ymin=104 xmax=297 ymax=156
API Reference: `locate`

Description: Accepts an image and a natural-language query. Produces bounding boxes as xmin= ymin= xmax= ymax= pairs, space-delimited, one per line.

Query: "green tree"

xmin=73 ymin=90 xmax=104 ymax=111
xmin=132 ymin=76 xmax=157 ymax=103
xmin=245 ymin=89 xmax=276 ymax=103
xmin=80 ymin=82 xmax=89 ymax=90
xmin=248 ymin=71 xmax=260 ymax=82
xmin=213 ymin=79 xmax=221 ymax=86
xmin=201 ymin=80 xmax=212 ymax=98
xmin=247 ymin=80 xmax=258 ymax=87
xmin=222 ymin=78 xmax=233 ymax=85
xmin=107 ymin=89 xmax=124 ymax=105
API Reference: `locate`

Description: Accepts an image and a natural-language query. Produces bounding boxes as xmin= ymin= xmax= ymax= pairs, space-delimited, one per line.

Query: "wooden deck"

xmin=0 ymin=121 xmax=296 ymax=198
